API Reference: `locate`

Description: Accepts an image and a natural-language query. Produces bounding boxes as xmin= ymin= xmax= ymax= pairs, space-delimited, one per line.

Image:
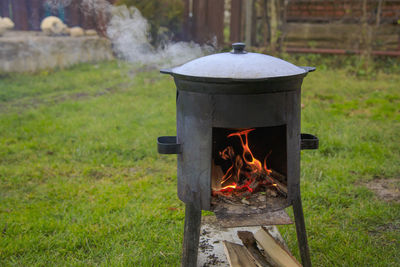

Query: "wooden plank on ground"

xmin=223 ymin=241 xmax=257 ymax=267
xmin=254 ymin=227 xmax=302 ymax=267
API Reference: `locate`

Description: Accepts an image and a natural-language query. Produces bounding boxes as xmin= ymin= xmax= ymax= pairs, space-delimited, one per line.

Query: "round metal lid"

xmin=164 ymin=43 xmax=307 ymax=81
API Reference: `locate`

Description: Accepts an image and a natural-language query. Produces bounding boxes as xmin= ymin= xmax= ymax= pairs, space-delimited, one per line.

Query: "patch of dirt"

xmin=375 ymin=222 xmax=400 ymax=232
xmin=363 ymin=178 xmax=400 ymax=203
xmin=87 ymin=169 xmax=107 ymax=180
xmin=368 ymin=220 xmax=400 ymax=239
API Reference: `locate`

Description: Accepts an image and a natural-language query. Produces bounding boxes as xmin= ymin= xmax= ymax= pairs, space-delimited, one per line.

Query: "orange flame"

xmin=227 ymin=129 xmax=263 ymax=173
xmin=220 ymin=165 xmax=233 ymax=184
xmin=219 ymin=180 xmax=254 ymax=193
xmin=215 ymin=128 xmax=274 ymax=195
xmin=221 ymin=183 xmax=237 ymax=190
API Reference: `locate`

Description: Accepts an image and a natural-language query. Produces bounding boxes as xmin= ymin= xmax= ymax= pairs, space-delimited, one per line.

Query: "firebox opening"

xmin=211 ymin=126 xmax=288 ymax=212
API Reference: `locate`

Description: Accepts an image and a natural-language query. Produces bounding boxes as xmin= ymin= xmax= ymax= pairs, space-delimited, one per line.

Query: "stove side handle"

xmin=300 ymin=133 xmax=319 ymax=150
xmin=157 ymin=136 xmax=181 ymax=154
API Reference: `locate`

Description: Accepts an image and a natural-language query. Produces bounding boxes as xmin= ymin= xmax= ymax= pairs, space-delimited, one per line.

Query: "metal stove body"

xmin=157 ymin=43 xmax=318 ymax=267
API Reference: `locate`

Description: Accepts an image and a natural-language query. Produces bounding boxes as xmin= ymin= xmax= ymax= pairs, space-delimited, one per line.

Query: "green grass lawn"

xmin=0 ymin=61 xmax=399 ymax=266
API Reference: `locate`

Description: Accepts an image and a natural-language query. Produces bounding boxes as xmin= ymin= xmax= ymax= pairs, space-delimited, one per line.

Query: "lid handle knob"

xmin=232 ymin=43 xmax=246 ymax=54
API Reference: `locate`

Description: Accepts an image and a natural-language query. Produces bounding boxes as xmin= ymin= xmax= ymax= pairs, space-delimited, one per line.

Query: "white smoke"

xmin=106 ymin=6 xmax=154 ymax=63
xmin=81 ymin=0 xmax=111 ymax=15
xmin=45 ymin=1 xmax=215 ymax=68
xmin=107 ymin=5 xmax=214 ymax=68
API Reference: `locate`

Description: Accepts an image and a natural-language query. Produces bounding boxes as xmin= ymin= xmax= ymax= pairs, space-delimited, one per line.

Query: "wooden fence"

xmin=286 ymin=0 xmax=400 ymax=23
xmin=282 ymin=0 xmax=400 ymax=54
xmin=1 ymin=0 xmax=399 ymax=54
xmin=181 ymin=0 xmax=399 ymax=54
xmin=182 ymin=0 xmax=225 ymax=45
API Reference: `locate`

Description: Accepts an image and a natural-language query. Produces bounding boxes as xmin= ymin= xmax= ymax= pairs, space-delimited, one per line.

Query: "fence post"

xmin=230 ymin=0 xmax=243 ymax=43
xmin=12 ymin=0 xmax=30 ymax=30
xmin=207 ymin=0 xmax=224 ymax=45
xmin=192 ymin=0 xmax=224 ymax=46
xmin=245 ymin=0 xmax=254 ymax=46
xmin=182 ymin=0 xmax=191 ymax=41
xmin=192 ymin=0 xmax=207 ymax=43
xmin=30 ymin=0 xmax=42 ymax=31
xmin=0 ymin=0 xmax=10 ymax=18
xmin=268 ymin=0 xmax=285 ymax=52
xmin=81 ymin=1 xmax=96 ymax=30
xmin=360 ymin=0 xmax=372 ymax=68
xmin=66 ymin=0 xmax=81 ymax=27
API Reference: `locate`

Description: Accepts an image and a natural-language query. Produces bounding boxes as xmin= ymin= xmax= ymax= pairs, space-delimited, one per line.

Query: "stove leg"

xmin=293 ymin=196 xmax=312 ymax=267
xmin=181 ymin=202 xmax=202 ymax=267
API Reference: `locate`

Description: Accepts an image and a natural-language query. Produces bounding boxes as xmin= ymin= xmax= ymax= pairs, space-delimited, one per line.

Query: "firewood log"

xmin=223 ymin=241 xmax=258 ymax=267
xmin=237 ymin=231 xmax=270 ymax=267
xmin=254 ymin=227 xmax=302 ymax=267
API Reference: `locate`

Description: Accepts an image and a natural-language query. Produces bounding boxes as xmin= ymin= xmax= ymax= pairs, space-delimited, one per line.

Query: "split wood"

xmin=223 ymin=227 xmax=302 ymax=267
xmin=223 ymin=241 xmax=258 ymax=267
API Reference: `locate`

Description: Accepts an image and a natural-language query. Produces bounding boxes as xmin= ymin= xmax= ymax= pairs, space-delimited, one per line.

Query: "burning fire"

xmin=214 ymin=128 xmax=278 ymax=195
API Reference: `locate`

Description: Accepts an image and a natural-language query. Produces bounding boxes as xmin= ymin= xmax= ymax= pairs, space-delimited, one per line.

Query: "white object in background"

xmin=69 ymin=26 xmax=85 ymax=37
xmin=85 ymin=29 xmax=98 ymax=36
xmin=0 ymin=17 xmax=15 ymax=36
xmin=40 ymin=16 xmax=68 ymax=36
